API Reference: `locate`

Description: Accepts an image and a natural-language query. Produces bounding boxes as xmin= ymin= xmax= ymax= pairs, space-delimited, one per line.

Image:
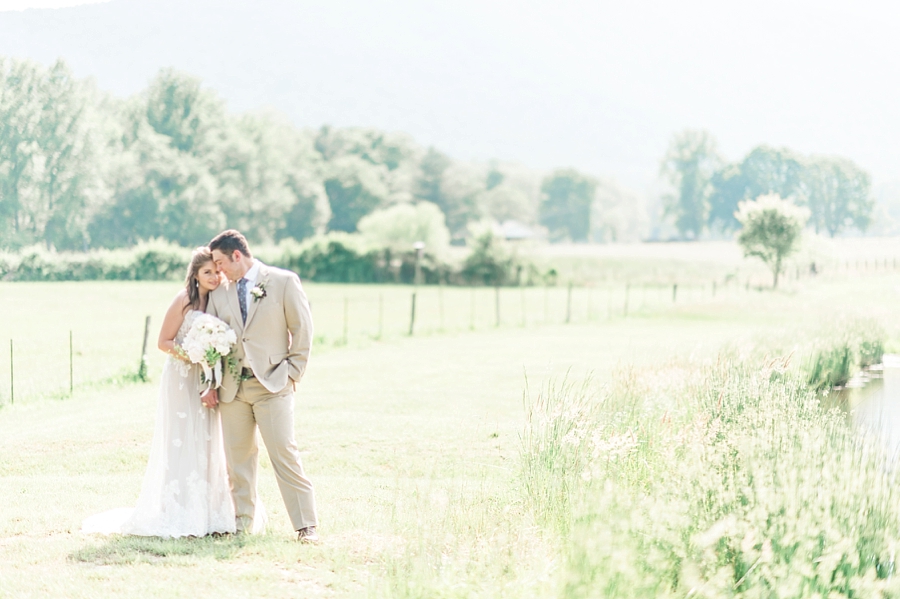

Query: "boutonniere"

xmin=250 ymin=282 xmax=267 ymax=302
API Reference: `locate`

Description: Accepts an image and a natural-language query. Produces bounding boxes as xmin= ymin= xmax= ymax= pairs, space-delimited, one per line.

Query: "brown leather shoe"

xmin=297 ymin=526 xmax=319 ymax=543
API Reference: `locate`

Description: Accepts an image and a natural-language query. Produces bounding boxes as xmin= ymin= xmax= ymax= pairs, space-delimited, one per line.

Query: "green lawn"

xmin=1 ymin=263 xmax=899 ymax=597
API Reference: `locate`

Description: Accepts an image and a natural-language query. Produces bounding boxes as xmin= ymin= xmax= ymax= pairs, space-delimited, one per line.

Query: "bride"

xmin=83 ymin=247 xmax=238 ymax=537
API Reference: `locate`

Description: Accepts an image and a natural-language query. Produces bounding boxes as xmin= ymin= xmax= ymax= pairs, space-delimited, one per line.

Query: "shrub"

xmin=804 ymin=318 xmax=885 ymax=390
xmin=0 ymin=240 xmax=189 ymax=281
xmin=356 ymin=201 xmax=451 ymax=255
xmin=130 ymin=240 xmax=190 ymax=280
xmin=459 ymin=230 xmax=524 ymax=286
xmin=278 ymin=233 xmax=381 ymax=283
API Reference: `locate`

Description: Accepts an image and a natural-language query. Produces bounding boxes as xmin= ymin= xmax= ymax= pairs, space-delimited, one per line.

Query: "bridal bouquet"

xmin=180 ymin=314 xmax=238 ymax=390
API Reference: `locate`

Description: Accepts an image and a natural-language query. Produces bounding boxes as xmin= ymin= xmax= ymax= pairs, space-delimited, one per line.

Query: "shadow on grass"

xmin=69 ymin=533 xmax=268 ymax=565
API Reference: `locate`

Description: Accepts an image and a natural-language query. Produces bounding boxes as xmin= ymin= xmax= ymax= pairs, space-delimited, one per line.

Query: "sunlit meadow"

xmin=3 ymin=241 xmax=900 ymax=597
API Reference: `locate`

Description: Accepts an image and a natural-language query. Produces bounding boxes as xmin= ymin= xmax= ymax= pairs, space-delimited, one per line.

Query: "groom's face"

xmin=212 ymin=249 xmax=244 ymax=282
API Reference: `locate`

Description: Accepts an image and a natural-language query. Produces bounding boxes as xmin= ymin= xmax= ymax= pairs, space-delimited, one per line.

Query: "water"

xmin=848 ymin=355 xmax=900 ymax=455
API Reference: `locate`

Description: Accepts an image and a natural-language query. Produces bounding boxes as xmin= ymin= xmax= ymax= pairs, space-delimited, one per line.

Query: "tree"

xmin=214 ymin=112 xmax=298 ymax=243
xmin=660 ymin=129 xmax=722 ymax=239
xmin=435 ymin=161 xmax=485 ymax=238
xmin=736 ymin=194 xmax=809 ymax=288
xmin=0 ymin=58 xmax=99 ymax=250
xmin=539 ymin=169 xmax=596 ymax=241
xmin=279 ymin=171 xmax=331 ymax=242
xmin=90 ymin=76 xmax=227 ymax=248
xmin=356 ymin=201 xmax=450 ymax=254
xmin=590 ymin=178 xmax=647 ymax=243
xmin=324 ymin=156 xmax=390 ymax=232
xmin=144 ymin=68 xmax=226 ymax=157
xmin=801 ymin=156 xmax=873 ymax=237
xmin=709 ymin=146 xmax=804 ymax=233
xmin=483 ymin=183 xmax=531 ymax=224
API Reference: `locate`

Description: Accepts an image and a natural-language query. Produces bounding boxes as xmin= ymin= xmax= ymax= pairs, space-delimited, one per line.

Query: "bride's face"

xmin=196 ymin=261 xmax=221 ymax=292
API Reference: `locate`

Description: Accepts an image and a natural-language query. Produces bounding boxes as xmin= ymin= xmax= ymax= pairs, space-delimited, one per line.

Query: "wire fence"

xmin=1 ymin=257 xmax=897 ymax=405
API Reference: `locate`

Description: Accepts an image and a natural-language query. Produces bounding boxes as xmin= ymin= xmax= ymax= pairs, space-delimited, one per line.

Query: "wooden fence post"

xmin=138 ymin=316 xmax=151 ymax=382
xmin=587 ymin=287 xmax=593 ymax=320
xmin=408 ymin=292 xmax=417 ymax=336
xmin=69 ymin=330 xmax=74 ymax=395
xmin=342 ymin=297 xmax=349 ymax=345
xmin=439 ymin=283 xmax=445 ymax=331
xmin=521 ymin=288 xmax=527 ymax=327
xmin=378 ymin=294 xmax=384 ymax=339
xmin=544 ymin=285 xmax=550 ymax=324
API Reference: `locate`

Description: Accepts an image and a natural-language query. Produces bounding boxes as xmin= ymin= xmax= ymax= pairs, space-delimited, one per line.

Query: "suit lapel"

xmin=227 ymin=279 xmax=244 ymax=333
xmin=244 ymin=262 xmax=269 ymax=329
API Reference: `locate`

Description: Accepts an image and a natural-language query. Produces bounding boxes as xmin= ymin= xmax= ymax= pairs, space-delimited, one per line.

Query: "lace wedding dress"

xmin=82 ymin=310 xmax=236 ymax=538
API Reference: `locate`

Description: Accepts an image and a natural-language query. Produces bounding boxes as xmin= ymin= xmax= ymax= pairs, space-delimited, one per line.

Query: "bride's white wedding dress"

xmin=82 ymin=310 xmax=236 ymax=538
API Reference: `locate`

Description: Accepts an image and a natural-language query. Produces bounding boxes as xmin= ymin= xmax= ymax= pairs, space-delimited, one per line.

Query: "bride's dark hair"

xmin=185 ymin=247 xmax=215 ymax=312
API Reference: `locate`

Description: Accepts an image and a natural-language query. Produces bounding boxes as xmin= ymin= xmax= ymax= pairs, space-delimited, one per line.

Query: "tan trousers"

xmin=218 ymin=377 xmax=317 ymax=533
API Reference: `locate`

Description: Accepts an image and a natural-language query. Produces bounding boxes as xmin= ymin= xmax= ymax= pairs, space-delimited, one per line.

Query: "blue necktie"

xmin=238 ymin=278 xmax=248 ymax=323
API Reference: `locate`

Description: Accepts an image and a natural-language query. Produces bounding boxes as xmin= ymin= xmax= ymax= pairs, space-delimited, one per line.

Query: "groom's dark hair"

xmin=209 ymin=229 xmax=253 ymax=259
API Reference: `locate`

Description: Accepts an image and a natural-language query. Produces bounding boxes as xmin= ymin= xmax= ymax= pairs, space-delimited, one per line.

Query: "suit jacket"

xmin=206 ymin=261 xmax=314 ymax=403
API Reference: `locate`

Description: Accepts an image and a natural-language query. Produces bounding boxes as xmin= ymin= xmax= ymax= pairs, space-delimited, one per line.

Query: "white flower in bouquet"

xmin=180 ymin=314 xmax=238 ymax=389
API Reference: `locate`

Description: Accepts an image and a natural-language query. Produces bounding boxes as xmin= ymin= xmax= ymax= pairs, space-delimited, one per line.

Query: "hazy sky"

xmin=0 ymin=0 xmax=897 ymax=195
xmin=0 ymin=0 xmax=108 ymax=9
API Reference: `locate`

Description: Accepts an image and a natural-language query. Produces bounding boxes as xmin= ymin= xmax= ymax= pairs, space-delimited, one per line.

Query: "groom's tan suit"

xmin=206 ymin=261 xmax=317 ymax=533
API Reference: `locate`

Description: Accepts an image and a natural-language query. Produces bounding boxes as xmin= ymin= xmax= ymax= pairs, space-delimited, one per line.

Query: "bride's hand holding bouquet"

xmin=179 ymin=314 xmax=238 ymax=394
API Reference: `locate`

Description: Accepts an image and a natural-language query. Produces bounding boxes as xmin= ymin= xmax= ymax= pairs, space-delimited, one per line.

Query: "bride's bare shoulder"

xmin=168 ymin=289 xmax=191 ymax=313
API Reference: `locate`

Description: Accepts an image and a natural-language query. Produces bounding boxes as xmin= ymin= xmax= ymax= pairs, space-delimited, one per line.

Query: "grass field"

xmin=2 ymin=241 xmax=900 ymax=597
xmin=0 ymin=279 xmax=785 ymax=403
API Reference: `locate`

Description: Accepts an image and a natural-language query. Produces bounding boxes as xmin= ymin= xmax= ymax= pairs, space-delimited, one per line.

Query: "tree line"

xmin=0 ymin=57 xmax=648 ymax=252
xmin=660 ymin=130 xmax=873 ymax=239
xmin=0 ymin=57 xmax=876 ymax=252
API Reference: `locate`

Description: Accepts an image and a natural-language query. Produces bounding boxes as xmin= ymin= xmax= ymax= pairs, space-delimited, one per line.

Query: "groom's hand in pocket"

xmin=201 ymin=388 xmax=219 ymax=409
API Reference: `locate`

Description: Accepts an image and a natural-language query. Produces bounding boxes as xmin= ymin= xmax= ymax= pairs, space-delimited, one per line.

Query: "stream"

xmin=844 ymin=355 xmax=900 ymax=453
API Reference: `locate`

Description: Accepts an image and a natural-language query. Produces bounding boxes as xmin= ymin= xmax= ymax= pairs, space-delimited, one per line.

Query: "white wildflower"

xmin=179 ymin=314 xmax=237 ymax=389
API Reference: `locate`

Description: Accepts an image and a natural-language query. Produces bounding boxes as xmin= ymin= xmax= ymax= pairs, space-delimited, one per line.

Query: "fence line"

xmin=2 ymin=260 xmax=896 ymax=406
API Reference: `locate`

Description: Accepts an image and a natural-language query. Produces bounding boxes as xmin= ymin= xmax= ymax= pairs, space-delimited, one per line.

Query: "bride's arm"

xmin=158 ymin=290 xmax=191 ymax=361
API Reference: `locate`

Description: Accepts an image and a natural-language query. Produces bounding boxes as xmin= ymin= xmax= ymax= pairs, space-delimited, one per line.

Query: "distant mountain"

xmin=1 ymin=0 xmax=898 ymax=196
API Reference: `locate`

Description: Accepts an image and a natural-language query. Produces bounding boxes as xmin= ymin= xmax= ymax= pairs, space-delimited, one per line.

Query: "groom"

xmin=202 ymin=229 xmax=319 ymax=542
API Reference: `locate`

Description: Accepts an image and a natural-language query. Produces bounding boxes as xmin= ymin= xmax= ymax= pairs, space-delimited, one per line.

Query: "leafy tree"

xmin=0 ymin=58 xmax=99 ymax=250
xmin=214 ymin=112 xmax=298 ymax=243
xmin=483 ymin=183 xmax=531 ymax=224
xmin=435 ymin=161 xmax=484 ymax=238
xmin=0 ymin=57 xmax=41 ymax=248
xmin=591 ymin=178 xmax=647 ymax=242
xmin=90 ymin=91 xmax=225 ymax=247
xmin=485 ymin=168 xmax=504 ymax=190
xmin=736 ymin=194 xmax=809 ymax=288
xmin=801 ymin=156 xmax=873 ymax=237
xmin=660 ymin=129 xmax=722 ymax=239
xmin=709 ymin=146 xmax=804 ymax=233
xmin=708 ymin=163 xmax=746 ymax=232
xmin=314 ymin=126 xmax=419 ymax=171
xmin=539 ymin=169 xmax=596 ymax=241
xmin=356 ymin=201 xmax=450 ymax=254
xmin=278 ymin=171 xmax=331 ymax=241
xmin=324 ymin=155 xmax=390 ymax=232
xmin=144 ymin=68 xmax=225 ymax=156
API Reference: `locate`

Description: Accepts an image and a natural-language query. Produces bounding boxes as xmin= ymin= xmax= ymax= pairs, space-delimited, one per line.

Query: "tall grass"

xmin=803 ymin=319 xmax=885 ymax=390
xmin=521 ymin=321 xmax=899 ymax=596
